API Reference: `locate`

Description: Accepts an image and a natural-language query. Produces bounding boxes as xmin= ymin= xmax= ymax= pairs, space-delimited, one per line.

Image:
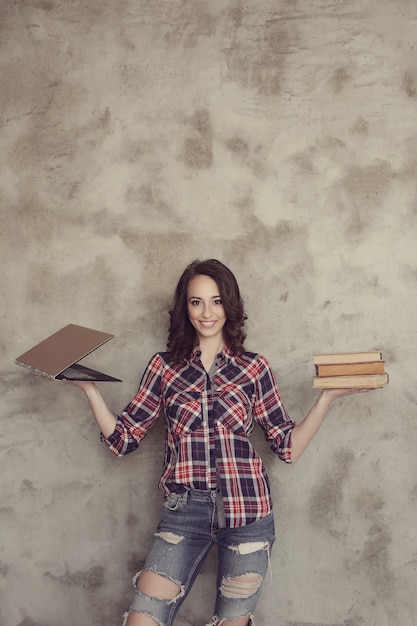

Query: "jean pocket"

xmin=163 ymin=491 xmax=188 ymax=511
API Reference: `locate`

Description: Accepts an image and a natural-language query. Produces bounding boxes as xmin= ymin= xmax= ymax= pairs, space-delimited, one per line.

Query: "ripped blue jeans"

xmin=124 ymin=489 xmax=275 ymax=626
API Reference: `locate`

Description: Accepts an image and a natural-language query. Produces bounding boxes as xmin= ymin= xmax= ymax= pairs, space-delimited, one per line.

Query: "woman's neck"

xmin=197 ymin=336 xmax=225 ymax=372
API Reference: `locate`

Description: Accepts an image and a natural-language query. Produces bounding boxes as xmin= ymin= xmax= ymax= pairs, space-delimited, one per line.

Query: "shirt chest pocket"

xmin=164 ymin=391 xmax=202 ymax=437
xmin=216 ymin=385 xmax=254 ymax=435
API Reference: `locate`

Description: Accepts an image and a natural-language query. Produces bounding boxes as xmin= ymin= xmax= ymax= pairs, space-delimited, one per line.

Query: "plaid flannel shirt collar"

xmin=189 ymin=345 xmax=234 ymax=365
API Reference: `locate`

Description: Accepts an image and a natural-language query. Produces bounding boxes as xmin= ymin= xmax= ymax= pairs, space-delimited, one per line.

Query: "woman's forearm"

xmin=82 ymin=382 xmax=117 ymax=438
xmin=290 ymin=391 xmax=333 ymax=462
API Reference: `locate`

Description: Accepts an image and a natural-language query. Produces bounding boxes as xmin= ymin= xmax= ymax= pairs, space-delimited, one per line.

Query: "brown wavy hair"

xmin=167 ymin=259 xmax=247 ymax=364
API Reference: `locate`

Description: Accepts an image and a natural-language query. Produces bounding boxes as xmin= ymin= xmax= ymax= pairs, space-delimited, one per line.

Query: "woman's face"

xmin=187 ymin=274 xmax=226 ymax=344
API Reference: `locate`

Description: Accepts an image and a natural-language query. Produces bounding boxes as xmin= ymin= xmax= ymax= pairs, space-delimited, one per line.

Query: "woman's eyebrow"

xmin=187 ymin=294 xmax=221 ymax=300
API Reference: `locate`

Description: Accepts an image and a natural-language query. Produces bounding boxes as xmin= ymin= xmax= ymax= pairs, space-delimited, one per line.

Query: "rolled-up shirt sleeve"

xmin=253 ymin=355 xmax=296 ymax=463
xmin=101 ymin=353 xmax=164 ymax=456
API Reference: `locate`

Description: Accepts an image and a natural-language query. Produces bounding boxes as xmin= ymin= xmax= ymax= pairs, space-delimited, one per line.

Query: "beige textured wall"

xmin=1 ymin=1 xmax=416 ymax=625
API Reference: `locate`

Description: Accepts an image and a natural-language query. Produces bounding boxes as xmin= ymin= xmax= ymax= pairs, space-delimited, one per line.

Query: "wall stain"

xmin=309 ymin=449 xmax=354 ymax=535
xmin=163 ymin=2 xmax=216 ymax=48
xmin=354 ymin=488 xmax=385 ymax=519
xmin=225 ymin=136 xmax=269 ymax=179
xmin=127 ymin=552 xmax=146 ymax=575
xmin=98 ymin=106 xmax=111 ymax=129
xmin=291 ymin=152 xmax=316 ymax=175
xmin=125 ymin=184 xmax=174 ymax=222
xmin=228 ymin=214 xmax=312 ymax=284
xmin=329 ymin=67 xmax=352 ymax=93
xmin=350 ymin=523 xmax=393 ymax=596
xmin=121 ymin=138 xmax=146 ymax=163
xmin=17 ymin=619 xmax=48 ymax=626
xmin=184 ymin=136 xmax=213 ymax=169
xmin=340 ymin=161 xmax=392 ymax=203
xmin=223 ymin=10 xmax=297 ymax=96
xmin=402 ymin=69 xmax=417 ymax=98
xmin=332 ymin=160 xmax=393 ymax=225
xmin=181 ymin=109 xmax=213 ymax=169
xmin=21 ymin=479 xmax=37 ymax=492
xmin=25 ymin=1 xmax=56 ymax=11
xmin=44 ymin=564 xmax=105 ymax=590
xmin=11 ymin=202 xmax=60 ymax=249
xmin=347 ymin=209 xmax=365 ymax=235
xmin=227 ymin=5 xmax=243 ymax=29
xmin=346 ymin=481 xmax=393 ymax=596
xmin=225 ymin=137 xmax=249 ymax=160
xmin=350 ymin=116 xmax=369 ymax=136
xmin=319 ymin=136 xmax=346 ymax=150
xmin=126 ymin=513 xmax=139 ymax=527
xmin=234 ymin=215 xmax=309 ymax=252
xmin=234 ymin=190 xmax=254 ymax=210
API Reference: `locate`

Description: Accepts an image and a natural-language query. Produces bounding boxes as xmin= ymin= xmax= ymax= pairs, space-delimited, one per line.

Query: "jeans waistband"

xmin=186 ymin=489 xmax=217 ymax=504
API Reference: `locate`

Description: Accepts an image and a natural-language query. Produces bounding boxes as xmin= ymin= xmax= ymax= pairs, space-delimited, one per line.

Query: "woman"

xmin=66 ymin=259 xmax=374 ymax=626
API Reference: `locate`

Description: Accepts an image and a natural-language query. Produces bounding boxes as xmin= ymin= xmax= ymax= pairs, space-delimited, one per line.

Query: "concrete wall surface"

xmin=1 ymin=1 xmax=416 ymax=625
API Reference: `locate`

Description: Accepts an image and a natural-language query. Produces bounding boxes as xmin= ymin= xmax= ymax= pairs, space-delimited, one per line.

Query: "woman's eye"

xmin=214 ymin=299 xmax=222 ymax=305
xmin=191 ymin=300 xmax=200 ymax=306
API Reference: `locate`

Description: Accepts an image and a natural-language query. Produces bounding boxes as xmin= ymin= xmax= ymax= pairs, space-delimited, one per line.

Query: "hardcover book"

xmin=313 ymin=351 xmax=383 ymax=365
xmin=313 ymin=373 xmax=389 ymax=389
xmin=315 ymin=361 xmax=386 ymax=377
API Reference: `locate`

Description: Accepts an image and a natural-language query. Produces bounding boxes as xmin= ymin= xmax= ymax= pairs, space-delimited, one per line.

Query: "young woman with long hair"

xmin=57 ymin=259 xmax=375 ymax=626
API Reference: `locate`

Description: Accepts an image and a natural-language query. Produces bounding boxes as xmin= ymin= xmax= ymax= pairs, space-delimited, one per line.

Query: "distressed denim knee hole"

xmin=220 ymin=573 xmax=263 ymax=599
xmin=135 ymin=569 xmax=183 ymax=602
xmin=228 ymin=541 xmax=269 ymax=555
xmin=154 ymin=531 xmax=184 ymax=545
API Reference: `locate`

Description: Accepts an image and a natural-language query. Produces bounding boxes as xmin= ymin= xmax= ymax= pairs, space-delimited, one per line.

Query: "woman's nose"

xmin=202 ymin=304 xmax=212 ymax=317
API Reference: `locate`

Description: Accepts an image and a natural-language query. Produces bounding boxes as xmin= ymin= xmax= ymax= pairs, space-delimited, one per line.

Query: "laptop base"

xmin=56 ymin=363 xmax=122 ymax=382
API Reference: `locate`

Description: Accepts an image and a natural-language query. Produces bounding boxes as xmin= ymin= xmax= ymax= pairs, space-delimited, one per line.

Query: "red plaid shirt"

xmin=103 ymin=347 xmax=295 ymax=528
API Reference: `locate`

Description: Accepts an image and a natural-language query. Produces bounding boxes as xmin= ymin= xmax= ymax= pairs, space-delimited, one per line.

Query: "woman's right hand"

xmin=34 ymin=373 xmax=94 ymax=394
xmin=64 ymin=380 xmax=96 ymax=393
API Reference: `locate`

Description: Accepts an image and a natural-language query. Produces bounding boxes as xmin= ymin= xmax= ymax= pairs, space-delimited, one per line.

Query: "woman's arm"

xmin=290 ymin=387 xmax=376 ymax=462
xmin=67 ymin=381 xmax=116 ymax=438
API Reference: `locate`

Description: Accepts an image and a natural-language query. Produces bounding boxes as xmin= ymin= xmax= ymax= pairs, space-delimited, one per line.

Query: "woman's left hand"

xmin=321 ymin=387 xmax=381 ymax=400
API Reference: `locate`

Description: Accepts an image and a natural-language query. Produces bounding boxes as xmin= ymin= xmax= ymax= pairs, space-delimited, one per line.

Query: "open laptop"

xmin=15 ymin=324 xmax=122 ymax=381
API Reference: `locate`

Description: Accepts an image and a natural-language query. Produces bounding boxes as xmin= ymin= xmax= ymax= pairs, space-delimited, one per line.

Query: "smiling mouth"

xmin=199 ymin=321 xmax=217 ymax=327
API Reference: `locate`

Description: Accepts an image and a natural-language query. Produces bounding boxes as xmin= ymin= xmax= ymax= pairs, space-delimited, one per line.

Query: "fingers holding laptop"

xmin=66 ymin=380 xmax=97 ymax=392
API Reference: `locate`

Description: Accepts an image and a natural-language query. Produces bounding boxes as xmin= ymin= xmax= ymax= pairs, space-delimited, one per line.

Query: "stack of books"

xmin=312 ymin=351 xmax=389 ymax=388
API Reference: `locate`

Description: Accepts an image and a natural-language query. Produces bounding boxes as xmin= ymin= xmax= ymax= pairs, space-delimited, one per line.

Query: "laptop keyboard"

xmin=59 ymin=366 xmax=97 ymax=380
